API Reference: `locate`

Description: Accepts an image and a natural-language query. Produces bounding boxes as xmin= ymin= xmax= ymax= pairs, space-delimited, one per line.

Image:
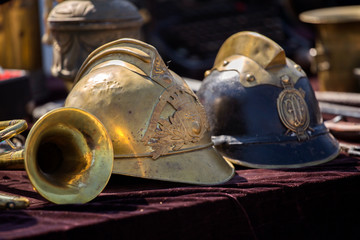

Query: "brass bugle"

xmin=0 ymin=107 xmax=114 ymax=204
xmin=0 ymin=120 xmax=28 ymax=168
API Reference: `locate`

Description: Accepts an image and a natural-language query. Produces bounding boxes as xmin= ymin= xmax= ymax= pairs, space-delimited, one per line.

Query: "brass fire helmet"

xmin=197 ymin=31 xmax=340 ymax=168
xmin=65 ymin=38 xmax=234 ymax=184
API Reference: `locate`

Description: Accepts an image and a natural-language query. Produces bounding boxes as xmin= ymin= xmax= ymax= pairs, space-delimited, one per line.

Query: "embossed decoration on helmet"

xmin=142 ymin=84 xmax=209 ymax=159
xmin=277 ymin=76 xmax=310 ymax=141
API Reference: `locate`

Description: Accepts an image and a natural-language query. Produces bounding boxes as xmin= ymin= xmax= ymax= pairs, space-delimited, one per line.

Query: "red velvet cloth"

xmin=1 ymin=154 xmax=360 ymax=240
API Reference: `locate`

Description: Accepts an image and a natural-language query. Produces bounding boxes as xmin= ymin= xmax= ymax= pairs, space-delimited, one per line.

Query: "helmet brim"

xmin=219 ymin=133 xmax=340 ymax=169
xmin=112 ymin=146 xmax=235 ymax=185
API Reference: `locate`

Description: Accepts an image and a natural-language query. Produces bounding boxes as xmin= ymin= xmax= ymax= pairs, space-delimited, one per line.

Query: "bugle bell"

xmin=0 ymin=107 xmax=113 ymax=204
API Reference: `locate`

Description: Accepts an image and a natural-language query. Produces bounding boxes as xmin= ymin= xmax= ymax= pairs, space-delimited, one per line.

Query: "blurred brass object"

xmin=0 ymin=193 xmax=29 ymax=210
xmin=0 ymin=108 xmax=113 ymax=204
xmin=300 ymin=6 xmax=360 ymax=92
xmin=65 ymin=38 xmax=234 ymax=185
xmin=0 ymin=0 xmax=42 ymax=70
xmin=48 ymin=0 xmax=143 ymax=90
xmin=41 ymin=0 xmax=56 ymax=45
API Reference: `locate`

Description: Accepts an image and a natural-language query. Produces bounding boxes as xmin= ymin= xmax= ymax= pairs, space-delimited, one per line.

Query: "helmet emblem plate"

xmin=277 ymin=79 xmax=310 ymax=141
xmin=142 ymin=85 xmax=209 ymax=159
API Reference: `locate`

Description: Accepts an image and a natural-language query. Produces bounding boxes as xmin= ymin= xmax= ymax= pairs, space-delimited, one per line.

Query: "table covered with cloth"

xmin=0 ymin=154 xmax=360 ymax=240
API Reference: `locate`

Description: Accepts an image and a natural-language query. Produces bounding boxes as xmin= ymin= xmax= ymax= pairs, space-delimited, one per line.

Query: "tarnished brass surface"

xmin=0 ymin=120 xmax=27 ymax=169
xmin=0 ymin=193 xmax=29 ymax=210
xmin=66 ymin=38 xmax=235 ymax=185
xmin=207 ymin=31 xmax=306 ymax=88
xmin=300 ymin=6 xmax=360 ymax=92
xmin=0 ymin=108 xmax=113 ymax=204
xmin=212 ymin=31 xmax=286 ymax=70
xmin=0 ymin=0 xmax=42 ymax=70
xmin=0 ymin=120 xmax=28 ymax=143
xmin=48 ymin=0 xmax=143 ymax=90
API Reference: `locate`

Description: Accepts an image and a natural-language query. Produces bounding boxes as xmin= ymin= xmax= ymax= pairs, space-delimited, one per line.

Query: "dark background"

xmin=132 ymin=0 xmax=358 ymax=79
